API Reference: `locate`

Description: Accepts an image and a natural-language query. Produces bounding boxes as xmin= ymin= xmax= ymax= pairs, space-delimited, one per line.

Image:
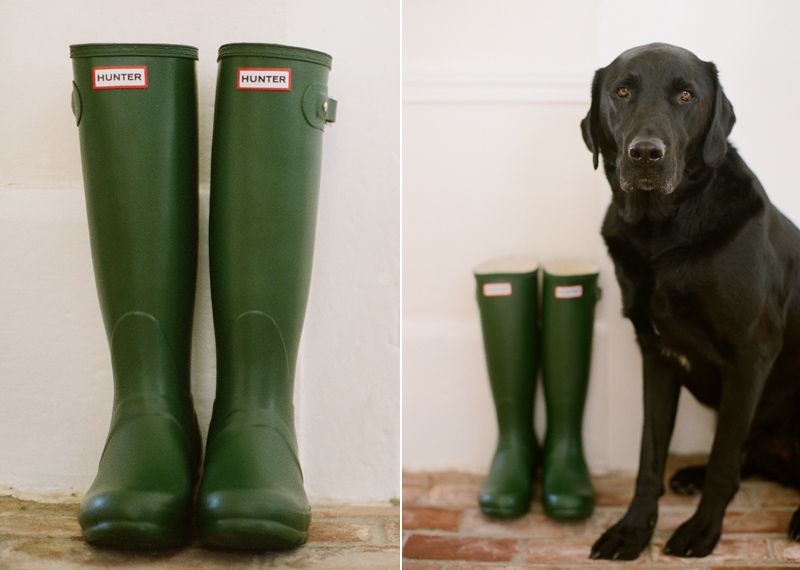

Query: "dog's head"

xmin=581 ymin=43 xmax=735 ymax=194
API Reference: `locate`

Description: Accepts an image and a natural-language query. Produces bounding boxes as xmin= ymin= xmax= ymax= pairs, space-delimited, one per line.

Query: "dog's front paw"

xmin=789 ymin=506 xmax=800 ymax=541
xmin=664 ymin=512 xmax=721 ymax=557
xmin=590 ymin=517 xmax=654 ymax=561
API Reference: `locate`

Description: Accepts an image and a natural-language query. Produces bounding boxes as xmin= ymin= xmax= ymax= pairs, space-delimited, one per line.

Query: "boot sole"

xmin=82 ymin=521 xmax=189 ymax=549
xmin=479 ymin=504 xmax=530 ymax=519
xmin=544 ymin=506 xmax=594 ymax=520
xmin=200 ymin=519 xmax=308 ymax=550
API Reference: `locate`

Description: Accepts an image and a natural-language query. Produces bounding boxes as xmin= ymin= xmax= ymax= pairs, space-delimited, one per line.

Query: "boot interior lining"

xmin=474 ymin=256 xmax=540 ymax=275
xmin=543 ymin=259 xmax=599 ymax=276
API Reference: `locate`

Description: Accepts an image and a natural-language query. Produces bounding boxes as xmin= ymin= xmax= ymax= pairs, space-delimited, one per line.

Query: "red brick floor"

xmin=403 ymin=455 xmax=800 ymax=569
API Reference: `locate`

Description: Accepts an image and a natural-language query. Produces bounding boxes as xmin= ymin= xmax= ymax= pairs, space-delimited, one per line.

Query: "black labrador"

xmin=581 ymin=43 xmax=800 ymax=559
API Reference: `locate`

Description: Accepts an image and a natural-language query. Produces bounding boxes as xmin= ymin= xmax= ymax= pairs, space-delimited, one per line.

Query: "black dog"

xmin=582 ymin=43 xmax=800 ymax=559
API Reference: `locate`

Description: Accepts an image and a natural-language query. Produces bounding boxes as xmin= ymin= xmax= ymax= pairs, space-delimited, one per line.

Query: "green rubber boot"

xmin=70 ymin=44 xmax=201 ymax=548
xmin=198 ymin=43 xmax=337 ymax=550
xmin=474 ymin=257 xmax=540 ymax=518
xmin=541 ymin=260 xmax=600 ymax=520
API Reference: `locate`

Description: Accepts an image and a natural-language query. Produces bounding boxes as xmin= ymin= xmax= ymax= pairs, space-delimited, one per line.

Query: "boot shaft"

xmin=71 ymin=44 xmax=199 ymax=398
xmin=541 ymin=261 xmax=600 ymax=444
xmin=209 ymin=43 xmax=335 ymax=416
xmin=475 ymin=257 xmax=539 ymax=442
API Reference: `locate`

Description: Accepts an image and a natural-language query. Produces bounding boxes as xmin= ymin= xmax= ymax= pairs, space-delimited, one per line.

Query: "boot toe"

xmin=543 ymin=490 xmax=594 ymax=520
xmin=478 ymin=489 xmax=531 ymax=518
xmin=78 ymin=408 xmax=198 ymax=549
xmin=198 ymin=410 xmax=310 ymax=549
xmin=478 ymin=444 xmax=535 ymax=518
xmin=79 ymin=489 xmax=191 ymax=549
xmin=199 ymin=488 xmax=310 ymax=550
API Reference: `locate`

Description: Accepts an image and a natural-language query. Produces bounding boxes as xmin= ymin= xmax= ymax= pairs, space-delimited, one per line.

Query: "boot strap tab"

xmin=302 ymin=82 xmax=336 ymax=130
xmin=324 ymin=98 xmax=337 ymax=123
xmin=71 ymin=81 xmax=82 ymax=126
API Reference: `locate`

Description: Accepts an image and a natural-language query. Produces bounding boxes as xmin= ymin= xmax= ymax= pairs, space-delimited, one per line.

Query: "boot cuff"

xmin=217 ymin=43 xmax=331 ymax=68
xmin=70 ymin=44 xmax=198 ymax=60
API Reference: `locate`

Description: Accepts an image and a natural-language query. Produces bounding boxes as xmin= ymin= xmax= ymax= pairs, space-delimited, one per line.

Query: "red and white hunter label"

xmin=92 ymin=66 xmax=148 ymax=90
xmin=483 ymin=282 xmax=513 ymax=297
xmin=237 ymin=68 xmax=292 ymax=91
xmin=555 ymin=285 xmax=583 ymax=299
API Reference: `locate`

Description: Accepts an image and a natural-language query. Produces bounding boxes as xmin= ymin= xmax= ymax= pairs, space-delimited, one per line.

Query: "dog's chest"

xmin=646 ymin=283 xmax=726 ymax=406
xmin=645 ymin=269 xmax=723 ymax=366
xmin=648 ymin=310 xmax=694 ymax=372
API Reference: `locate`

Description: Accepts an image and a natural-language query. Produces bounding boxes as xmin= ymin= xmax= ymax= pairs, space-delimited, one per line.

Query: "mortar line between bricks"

xmin=404 ymin=528 xmax=607 ymax=539
xmin=506 ymin=537 xmax=791 ymax=568
xmin=457 ymin=506 xmax=468 ymax=533
xmin=368 ymin=518 xmax=384 ymax=546
xmin=510 ymin=536 xmax=524 ymax=565
xmin=412 ymin=481 xmax=433 ymax=507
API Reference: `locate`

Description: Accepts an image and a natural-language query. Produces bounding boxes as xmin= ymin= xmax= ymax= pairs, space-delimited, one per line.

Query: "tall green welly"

xmin=199 ymin=43 xmax=337 ymax=550
xmin=541 ymin=260 xmax=600 ymax=520
xmin=70 ymin=44 xmax=200 ymax=548
xmin=474 ymin=257 xmax=540 ymax=518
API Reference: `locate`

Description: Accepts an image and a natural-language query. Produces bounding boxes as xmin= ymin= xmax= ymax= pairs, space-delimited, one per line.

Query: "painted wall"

xmin=0 ymin=0 xmax=400 ymax=503
xmin=403 ymin=0 xmax=800 ymax=473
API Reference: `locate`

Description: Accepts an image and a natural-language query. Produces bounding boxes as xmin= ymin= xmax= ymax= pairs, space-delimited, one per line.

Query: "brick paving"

xmin=0 ymin=497 xmax=400 ymax=569
xmin=403 ymin=455 xmax=800 ymax=569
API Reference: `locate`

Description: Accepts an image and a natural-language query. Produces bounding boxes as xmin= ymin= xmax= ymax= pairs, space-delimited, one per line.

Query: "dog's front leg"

xmin=665 ymin=356 xmax=771 ymax=557
xmin=591 ymin=346 xmax=681 ymax=560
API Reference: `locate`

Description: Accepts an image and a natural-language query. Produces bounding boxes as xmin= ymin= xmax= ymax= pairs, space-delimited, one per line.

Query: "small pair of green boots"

xmin=70 ymin=43 xmax=335 ymax=550
xmin=474 ymin=257 xmax=600 ymax=520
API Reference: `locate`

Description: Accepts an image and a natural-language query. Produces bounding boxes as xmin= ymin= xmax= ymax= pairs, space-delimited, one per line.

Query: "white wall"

xmin=0 ymin=0 xmax=400 ymax=503
xmin=403 ymin=0 xmax=800 ymax=473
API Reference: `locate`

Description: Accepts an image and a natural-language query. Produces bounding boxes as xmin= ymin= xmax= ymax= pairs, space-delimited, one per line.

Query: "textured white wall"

xmin=0 ymin=0 xmax=400 ymax=503
xmin=403 ymin=0 xmax=800 ymax=473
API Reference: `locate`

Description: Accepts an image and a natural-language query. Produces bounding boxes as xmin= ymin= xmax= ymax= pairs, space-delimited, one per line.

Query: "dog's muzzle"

xmin=619 ymin=136 xmax=676 ymax=193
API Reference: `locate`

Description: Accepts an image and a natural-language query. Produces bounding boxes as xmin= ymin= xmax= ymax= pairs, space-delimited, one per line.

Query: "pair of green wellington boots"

xmin=474 ymin=257 xmax=600 ymax=520
xmin=70 ymin=43 xmax=336 ymax=549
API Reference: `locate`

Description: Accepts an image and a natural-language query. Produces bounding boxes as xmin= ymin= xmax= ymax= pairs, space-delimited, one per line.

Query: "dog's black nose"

xmin=628 ymin=137 xmax=665 ymax=164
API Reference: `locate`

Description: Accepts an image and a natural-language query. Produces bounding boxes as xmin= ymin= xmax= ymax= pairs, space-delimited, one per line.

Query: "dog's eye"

xmin=616 ymin=86 xmax=630 ymax=98
xmin=680 ymin=90 xmax=694 ymax=102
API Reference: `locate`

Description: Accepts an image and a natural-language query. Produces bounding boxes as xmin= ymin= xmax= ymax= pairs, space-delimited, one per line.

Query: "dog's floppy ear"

xmin=702 ymin=62 xmax=736 ymax=167
xmin=581 ymin=67 xmax=605 ymax=170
